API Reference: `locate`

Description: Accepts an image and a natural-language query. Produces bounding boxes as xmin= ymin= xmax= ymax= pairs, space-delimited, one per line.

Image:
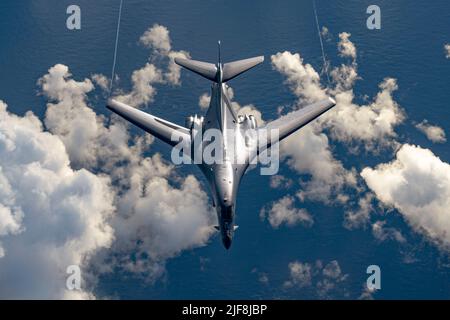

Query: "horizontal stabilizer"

xmin=222 ymin=56 xmax=264 ymax=82
xmin=174 ymin=58 xmax=217 ymax=82
xmin=175 ymin=56 xmax=264 ymax=83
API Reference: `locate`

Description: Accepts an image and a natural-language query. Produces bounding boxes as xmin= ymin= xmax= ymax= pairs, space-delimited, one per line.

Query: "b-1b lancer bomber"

xmin=107 ymin=43 xmax=336 ymax=249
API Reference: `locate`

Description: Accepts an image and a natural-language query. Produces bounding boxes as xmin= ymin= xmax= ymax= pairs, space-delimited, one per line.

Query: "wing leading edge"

xmin=259 ymin=97 xmax=336 ymax=149
xmin=107 ymin=99 xmax=190 ymax=147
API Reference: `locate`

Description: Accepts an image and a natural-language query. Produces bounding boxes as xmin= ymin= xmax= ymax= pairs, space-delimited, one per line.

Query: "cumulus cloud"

xmin=284 ymin=261 xmax=313 ymax=288
xmin=415 ymin=120 xmax=446 ymax=143
xmin=114 ymin=63 xmax=164 ymax=107
xmin=140 ymin=24 xmax=172 ymax=54
xmin=260 ymin=196 xmax=313 ymax=229
xmin=284 ymin=260 xmax=348 ymax=298
xmin=251 ymin=268 xmax=269 ymax=285
xmin=362 ymin=144 xmax=450 ymax=251
xmin=323 ymin=78 xmax=404 ymax=150
xmin=270 ymin=175 xmax=293 ymax=189
xmin=139 ymin=23 xmax=189 ymax=85
xmin=39 ymin=62 xmax=215 ymax=283
xmin=0 ymin=24 xmax=216 ymax=297
xmin=372 ymin=220 xmax=406 ymax=243
xmin=337 ymin=32 xmax=357 ymax=59
xmin=321 ymin=26 xmax=331 ymax=41
xmin=39 ymin=64 xmax=139 ymax=170
xmin=91 ymin=74 xmax=110 ymax=91
xmin=107 ymin=172 xmax=215 ymax=276
xmin=343 ymin=193 xmax=374 ymax=230
xmin=445 ymin=44 xmax=450 ymax=58
xmin=271 ymin=51 xmax=354 ymax=203
xmin=358 ymin=285 xmax=376 ymax=300
xmin=280 ymin=125 xmax=357 ymax=204
xmin=271 ymin=51 xmax=328 ymax=104
xmin=0 ymin=100 xmax=114 ymax=299
xmin=198 ymin=93 xmax=211 ymax=110
xmin=268 ymin=32 xmax=404 ymax=207
xmin=115 ymin=24 xmax=189 ymax=107
xmin=283 ymin=32 xmax=404 ymax=152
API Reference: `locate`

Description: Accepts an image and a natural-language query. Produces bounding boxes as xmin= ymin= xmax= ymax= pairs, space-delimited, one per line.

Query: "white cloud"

xmin=343 ymin=193 xmax=374 ymax=230
xmin=338 ymin=32 xmax=357 ymax=59
xmin=198 ymin=93 xmax=211 ymax=110
xmin=271 ymin=51 xmax=328 ymax=104
xmin=114 ymin=62 xmax=164 ymax=107
xmin=39 ymin=64 xmax=138 ymax=170
xmin=268 ymin=33 xmax=404 ymax=207
xmin=270 ymin=175 xmax=293 ymax=189
xmin=108 ymin=172 xmax=215 ymax=275
xmin=323 ymin=78 xmax=404 ymax=151
xmin=260 ymin=196 xmax=313 ymax=229
xmin=445 ymin=44 xmax=450 ymax=59
xmin=0 ymin=100 xmax=115 ymax=299
xmin=281 ymin=125 xmax=357 ymax=204
xmin=284 ymin=260 xmax=348 ymax=298
xmin=330 ymin=63 xmax=359 ymax=91
xmin=0 ymin=23 xmax=216 ymax=297
xmin=269 ymin=56 xmax=357 ymax=201
xmin=38 ymin=62 xmax=216 ymax=283
xmin=321 ymin=26 xmax=331 ymax=41
xmin=140 ymin=24 xmax=172 ymax=54
xmin=284 ymin=261 xmax=313 ymax=288
xmin=415 ymin=120 xmax=446 ymax=143
xmin=270 ymin=35 xmax=403 ymax=204
xmin=165 ymin=50 xmax=190 ymax=85
xmin=139 ymin=24 xmax=189 ymax=85
xmin=115 ymin=24 xmax=189 ymax=107
xmin=372 ymin=220 xmax=406 ymax=243
xmin=91 ymin=74 xmax=110 ymax=91
xmin=251 ymin=268 xmax=269 ymax=284
xmin=358 ymin=284 xmax=376 ymax=300
xmin=362 ymin=144 xmax=450 ymax=251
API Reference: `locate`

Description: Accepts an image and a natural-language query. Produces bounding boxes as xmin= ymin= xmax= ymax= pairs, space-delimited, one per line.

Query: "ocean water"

xmin=0 ymin=0 xmax=449 ymax=299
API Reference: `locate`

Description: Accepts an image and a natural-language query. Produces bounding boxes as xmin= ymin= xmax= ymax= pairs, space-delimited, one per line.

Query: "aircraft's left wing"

xmin=107 ymin=99 xmax=191 ymax=147
xmin=258 ymin=97 xmax=336 ymax=150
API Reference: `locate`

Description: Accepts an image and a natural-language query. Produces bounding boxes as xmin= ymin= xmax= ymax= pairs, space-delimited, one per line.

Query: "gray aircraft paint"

xmin=107 ymin=43 xmax=336 ymax=249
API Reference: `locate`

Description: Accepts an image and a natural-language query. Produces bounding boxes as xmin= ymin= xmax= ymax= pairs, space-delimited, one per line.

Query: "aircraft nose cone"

xmin=222 ymin=236 xmax=232 ymax=250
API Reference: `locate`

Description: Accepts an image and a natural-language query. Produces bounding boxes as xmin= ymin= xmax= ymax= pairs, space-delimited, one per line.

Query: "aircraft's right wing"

xmin=258 ymin=97 xmax=336 ymax=150
xmin=107 ymin=99 xmax=191 ymax=147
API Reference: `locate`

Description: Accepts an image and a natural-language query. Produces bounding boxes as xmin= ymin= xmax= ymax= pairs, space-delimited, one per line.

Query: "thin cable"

xmin=110 ymin=0 xmax=124 ymax=95
xmin=313 ymin=0 xmax=330 ymax=84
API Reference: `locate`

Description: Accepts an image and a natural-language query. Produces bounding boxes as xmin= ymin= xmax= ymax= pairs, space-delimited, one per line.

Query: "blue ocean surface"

xmin=0 ymin=0 xmax=449 ymax=299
